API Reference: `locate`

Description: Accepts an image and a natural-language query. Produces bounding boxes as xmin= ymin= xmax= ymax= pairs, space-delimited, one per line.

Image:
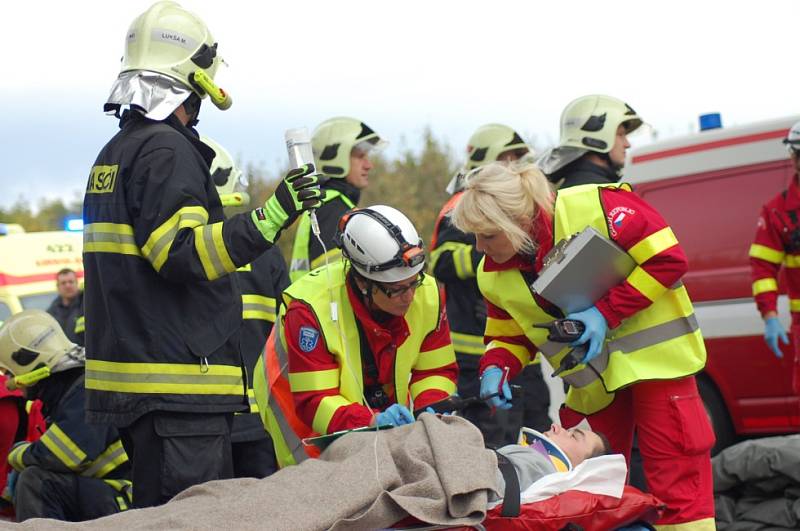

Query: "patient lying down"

xmin=490 ymin=424 xmax=612 ymax=503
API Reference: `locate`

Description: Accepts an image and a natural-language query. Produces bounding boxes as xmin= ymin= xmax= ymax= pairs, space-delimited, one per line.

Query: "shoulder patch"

xmin=298 ymin=326 xmax=320 ymax=352
xmin=607 ymin=206 xmax=636 ymax=238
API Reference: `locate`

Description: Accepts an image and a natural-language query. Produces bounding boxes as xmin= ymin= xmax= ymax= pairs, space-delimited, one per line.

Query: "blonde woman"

xmin=451 ymin=161 xmax=715 ymax=530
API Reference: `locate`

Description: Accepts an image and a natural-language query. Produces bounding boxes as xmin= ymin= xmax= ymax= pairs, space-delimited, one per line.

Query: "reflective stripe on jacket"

xmin=749 ymin=176 xmax=800 ymax=320
xmin=8 ymin=372 xmax=131 ymax=497
xmin=478 ymin=183 xmax=706 ymax=414
xmin=82 ymin=111 xmax=264 ymax=426
xmin=253 ymin=261 xmax=456 ymax=467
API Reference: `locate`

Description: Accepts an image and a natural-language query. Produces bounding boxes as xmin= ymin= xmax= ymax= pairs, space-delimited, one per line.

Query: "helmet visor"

xmin=353 ymin=138 xmax=388 ymax=156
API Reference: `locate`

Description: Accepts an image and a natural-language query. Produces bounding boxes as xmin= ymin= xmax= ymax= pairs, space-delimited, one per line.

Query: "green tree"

xmin=0 ymin=196 xmax=82 ymax=232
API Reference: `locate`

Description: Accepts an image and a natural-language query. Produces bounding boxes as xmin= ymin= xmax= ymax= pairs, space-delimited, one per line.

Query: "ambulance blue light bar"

xmin=65 ymin=218 xmax=84 ymax=232
xmin=699 ymin=113 xmax=722 ymax=131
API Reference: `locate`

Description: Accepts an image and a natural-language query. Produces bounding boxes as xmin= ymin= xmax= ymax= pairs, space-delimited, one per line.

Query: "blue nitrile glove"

xmin=2 ymin=471 xmax=18 ymax=504
xmin=252 ymin=163 xmax=323 ymax=244
xmin=376 ymin=404 xmax=415 ymax=426
xmin=764 ymin=316 xmax=789 ymax=359
xmin=566 ymin=306 xmax=608 ymax=364
xmin=480 ymin=366 xmax=512 ymax=410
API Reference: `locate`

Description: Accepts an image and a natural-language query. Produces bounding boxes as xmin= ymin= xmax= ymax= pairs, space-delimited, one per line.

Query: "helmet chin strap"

xmin=598 ymin=152 xmax=624 ymax=179
xmin=182 ymin=93 xmax=203 ymax=128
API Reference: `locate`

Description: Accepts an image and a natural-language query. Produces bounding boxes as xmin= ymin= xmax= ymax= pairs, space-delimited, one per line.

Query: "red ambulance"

xmin=626 ymin=115 xmax=800 ymax=452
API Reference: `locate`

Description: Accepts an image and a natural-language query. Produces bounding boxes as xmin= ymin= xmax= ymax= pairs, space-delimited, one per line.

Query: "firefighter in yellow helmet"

xmin=538 ymin=95 xmax=643 ymax=189
xmin=83 ymin=1 xmax=320 ymax=508
xmin=289 ymin=116 xmax=386 ymax=282
xmin=430 ymin=124 xmax=551 ymax=446
xmin=0 ymin=310 xmax=131 ymax=522
xmin=202 ymin=135 xmax=289 ymax=479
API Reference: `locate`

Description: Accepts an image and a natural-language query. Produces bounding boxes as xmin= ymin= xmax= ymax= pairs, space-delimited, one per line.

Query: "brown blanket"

xmin=2 ymin=414 xmax=498 ymax=530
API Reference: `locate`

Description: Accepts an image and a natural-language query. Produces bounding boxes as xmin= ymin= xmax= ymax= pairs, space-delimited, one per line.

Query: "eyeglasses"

xmin=374 ymin=274 xmax=425 ymax=298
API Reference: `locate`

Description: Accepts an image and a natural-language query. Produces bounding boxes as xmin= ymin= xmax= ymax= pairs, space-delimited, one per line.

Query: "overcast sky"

xmin=1 ymin=1 xmax=796 ymax=209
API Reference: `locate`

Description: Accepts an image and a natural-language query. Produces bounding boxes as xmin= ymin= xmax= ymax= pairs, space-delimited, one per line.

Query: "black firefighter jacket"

xmin=82 ymin=111 xmax=271 ymax=427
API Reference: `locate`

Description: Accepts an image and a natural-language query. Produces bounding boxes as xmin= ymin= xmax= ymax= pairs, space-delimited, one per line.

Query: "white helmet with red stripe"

xmin=784 ymin=121 xmax=800 ymax=153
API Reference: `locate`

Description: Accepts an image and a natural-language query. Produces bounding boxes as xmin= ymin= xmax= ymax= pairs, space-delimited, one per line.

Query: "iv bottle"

xmin=285 ymin=127 xmax=315 ymax=170
xmin=284 ymin=127 xmax=321 ymax=237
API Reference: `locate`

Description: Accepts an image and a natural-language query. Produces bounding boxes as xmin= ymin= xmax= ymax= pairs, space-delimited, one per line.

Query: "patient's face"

xmin=544 ymin=424 xmax=604 ymax=466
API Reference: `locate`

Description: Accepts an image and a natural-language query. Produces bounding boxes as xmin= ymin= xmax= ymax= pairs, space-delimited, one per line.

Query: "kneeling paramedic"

xmin=0 ymin=311 xmax=131 ymax=522
xmin=254 ymin=205 xmax=459 ymax=468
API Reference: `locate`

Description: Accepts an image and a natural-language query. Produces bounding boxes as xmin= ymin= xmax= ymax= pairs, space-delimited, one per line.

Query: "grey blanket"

xmin=2 ymin=413 xmax=499 ymax=531
xmin=714 ymin=434 xmax=800 ymax=530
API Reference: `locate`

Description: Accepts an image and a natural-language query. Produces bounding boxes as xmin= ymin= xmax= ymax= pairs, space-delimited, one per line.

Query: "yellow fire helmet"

xmin=0 ymin=310 xmax=84 ymax=388
xmin=447 ymin=124 xmax=532 ymax=194
xmin=558 ymin=95 xmax=642 ymax=154
xmin=201 ymin=135 xmax=249 ymax=208
xmin=311 ymin=117 xmax=387 ymax=179
xmin=465 ymin=124 xmax=531 ymax=171
xmin=106 ymin=1 xmax=231 ymax=119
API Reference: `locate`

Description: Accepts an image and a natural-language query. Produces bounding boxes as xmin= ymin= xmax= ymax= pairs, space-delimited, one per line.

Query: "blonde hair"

xmin=450 ymin=161 xmax=553 ymax=254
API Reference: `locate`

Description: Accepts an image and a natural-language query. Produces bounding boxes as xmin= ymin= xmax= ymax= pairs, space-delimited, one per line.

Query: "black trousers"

xmin=14 ymin=466 xmax=124 ymax=522
xmin=232 ymin=436 xmax=277 ymax=479
xmin=458 ymin=354 xmax=552 ymax=447
xmin=119 ymin=411 xmax=234 ymax=509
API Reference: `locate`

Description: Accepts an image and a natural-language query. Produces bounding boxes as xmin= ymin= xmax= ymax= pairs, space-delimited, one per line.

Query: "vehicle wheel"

xmin=697 ymin=376 xmax=737 ymax=455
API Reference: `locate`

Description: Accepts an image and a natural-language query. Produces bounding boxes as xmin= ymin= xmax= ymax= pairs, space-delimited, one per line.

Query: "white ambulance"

xmin=0 ymin=224 xmax=84 ymax=322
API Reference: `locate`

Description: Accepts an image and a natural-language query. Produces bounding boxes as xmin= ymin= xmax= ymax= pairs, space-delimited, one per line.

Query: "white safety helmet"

xmin=0 ymin=310 xmax=84 ymax=384
xmin=201 ymin=135 xmax=249 ymax=207
xmin=337 ymin=205 xmax=425 ymax=283
xmin=783 ymin=121 xmax=800 ymax=154
xmin=105 ymin=1 xmax=231 ymax=120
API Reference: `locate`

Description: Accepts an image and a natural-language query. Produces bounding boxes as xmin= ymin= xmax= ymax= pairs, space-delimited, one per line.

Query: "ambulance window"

xmin=0 ymin=302 xmax=9 ymax=322
xmin=21 ymin=293 xmax=57 ymax=311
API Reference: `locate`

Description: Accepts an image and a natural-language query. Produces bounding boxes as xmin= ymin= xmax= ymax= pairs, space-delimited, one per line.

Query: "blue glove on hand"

xmin=764 ymin=316 xmax=789 ymax=359
xmin=480 ymin=366 xmax=512 ymax=410
xmin=375 ymin=404 xmax=415 ymax=426
xmin=2 ymin=470 xmax=18 ymax=504
xmin=566 ymin=306 xmax=608 ymax=364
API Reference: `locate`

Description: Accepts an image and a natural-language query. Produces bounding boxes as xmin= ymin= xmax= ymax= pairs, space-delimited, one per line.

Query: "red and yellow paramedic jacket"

xmin=253 ymin=261 xmax=458 ymax=467
xmin=480 ymin=185 xmax=692 ymax=378
xmin=284 ymin=272 xmax=458 ymax=433
xmin=749 ymin=176 xmax=800 ymax=323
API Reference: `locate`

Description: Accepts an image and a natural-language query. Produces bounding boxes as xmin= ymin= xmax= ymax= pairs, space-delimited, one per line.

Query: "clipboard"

xmin=531 ymin=226 xmax=635 ymax=314
xmin=302 ymin=424 xmax=394 ymax=452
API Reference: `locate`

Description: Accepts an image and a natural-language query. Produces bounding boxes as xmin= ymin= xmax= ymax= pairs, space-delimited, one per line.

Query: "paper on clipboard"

xmin=302 ymin=424 xmax=394 ymax=452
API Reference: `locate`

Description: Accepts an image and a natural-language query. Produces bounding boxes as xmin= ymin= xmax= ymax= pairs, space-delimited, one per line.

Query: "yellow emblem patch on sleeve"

xmin=87 ymin=164 xmax=119 ymax=194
